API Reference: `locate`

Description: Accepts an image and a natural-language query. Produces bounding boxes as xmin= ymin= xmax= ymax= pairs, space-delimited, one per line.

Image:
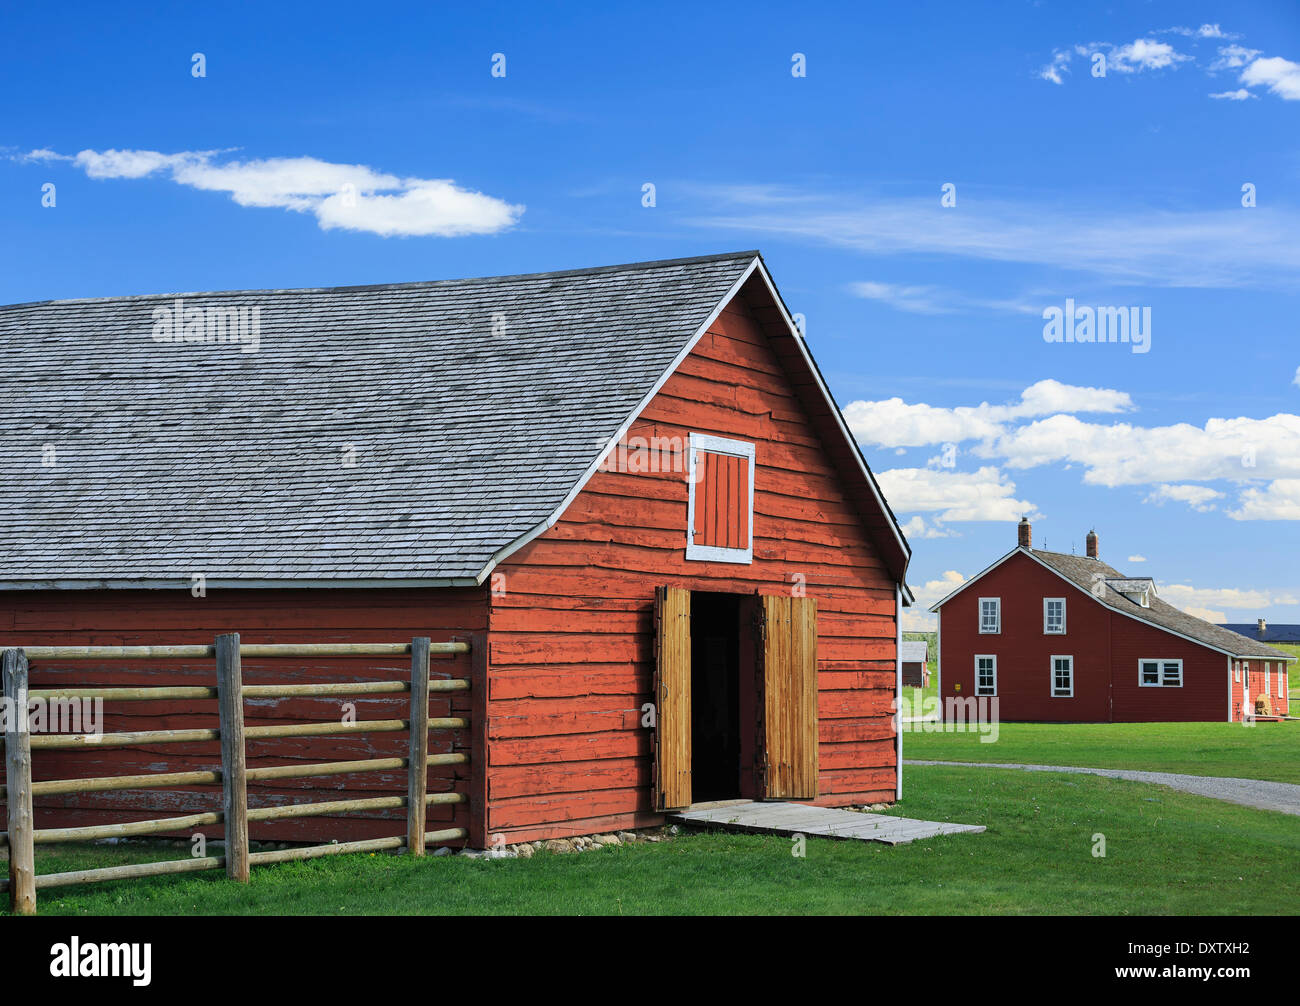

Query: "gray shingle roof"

xmin=1030 ymin=550 xmax=1291 ymax=661
xmin=0 ymin=252 xmax=758 ymax=585
xmin=900 ymin=640 xmax=928 ymax=663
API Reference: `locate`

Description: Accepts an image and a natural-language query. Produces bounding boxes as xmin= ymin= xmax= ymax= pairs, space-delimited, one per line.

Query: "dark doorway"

xmin=690 ymin=591 xmax=743 ymax=801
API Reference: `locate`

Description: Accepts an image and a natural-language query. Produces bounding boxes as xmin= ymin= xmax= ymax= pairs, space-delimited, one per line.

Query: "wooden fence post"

xmin=215 ymin=633 xmax=250 ymax=882
xmin=3 ymin=648 xmax=36 ymax=915
xmin=406 ymin=637 xmax=431 ymax=855
xmin=468 ymin=631 xmax=488 ymax=850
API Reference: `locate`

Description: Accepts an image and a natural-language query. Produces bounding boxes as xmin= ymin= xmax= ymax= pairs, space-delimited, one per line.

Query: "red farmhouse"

xmin=0 ymin=251 xmax=912 ymax=846
xmin=930 ymin=520 xmax=1292 ymax=723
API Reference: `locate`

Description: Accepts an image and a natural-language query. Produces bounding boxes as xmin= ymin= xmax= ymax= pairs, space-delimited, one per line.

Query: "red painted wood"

xmin=0 ymin=587 xmax=485 ymax=843
xmin=487 ymin=277 xmax=899 ymax=834
xmin=938 ymin=550 xmax=1244 ymax=722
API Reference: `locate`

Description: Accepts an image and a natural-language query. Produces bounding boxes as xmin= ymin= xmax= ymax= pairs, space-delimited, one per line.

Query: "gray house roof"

xmin=930 ymin=546 xmax=1291 ymax=661
xmin=0 ymin=251 xmax=911 ymax=589
xmin=0 ymin=252 xmax=762 ymax=587
xmin=900 ymin=640 xmax=928 ymax=664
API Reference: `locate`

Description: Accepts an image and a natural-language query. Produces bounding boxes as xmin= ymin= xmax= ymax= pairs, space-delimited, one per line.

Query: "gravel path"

xmin=906 ymin=760 xmax=1300 ymax=816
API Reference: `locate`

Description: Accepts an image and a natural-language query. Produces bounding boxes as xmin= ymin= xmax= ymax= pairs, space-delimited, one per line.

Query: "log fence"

xmin=1 ymin=633 xmax=484 ymax=915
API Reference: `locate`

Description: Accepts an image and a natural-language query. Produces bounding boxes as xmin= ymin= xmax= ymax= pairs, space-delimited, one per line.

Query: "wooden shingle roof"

xmin=0 ymin=252 xmax=762 ymax=587
xmin=1028 ymin=550 xmax=1291 ymax=661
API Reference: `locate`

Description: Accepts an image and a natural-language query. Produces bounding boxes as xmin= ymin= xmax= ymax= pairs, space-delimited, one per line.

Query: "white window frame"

xmin=1139 ymin=658 xmax=1183 ymax=688
xmin=978 ymin=597 xmax=1001 ymax=635
xmin=1051 ymin=655 xmax=1074 ymax=697
xmin=1043 ymin=597 xmax=1066 ymax=635
xmin=685 ymin=433 xmax=755 ymax=565
xmin=1234 ymin=661 xmax=1240 ymax=683
xmin=975 ymin=654 xmax=997 ymax=696
xmin=1265 ymin=663 xmax=1271 ymax=695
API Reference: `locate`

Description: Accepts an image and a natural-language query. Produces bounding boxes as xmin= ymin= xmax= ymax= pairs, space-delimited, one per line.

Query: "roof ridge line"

xmin=0 ymin=250 xmax=764 ymax=311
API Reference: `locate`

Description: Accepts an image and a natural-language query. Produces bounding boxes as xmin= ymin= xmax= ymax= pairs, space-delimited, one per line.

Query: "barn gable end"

xmin=486 ymin=274 xmax=903 ymax=843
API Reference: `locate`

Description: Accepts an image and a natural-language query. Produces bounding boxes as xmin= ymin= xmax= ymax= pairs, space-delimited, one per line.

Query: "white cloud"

xmin=1228 ymin=479 xmax=1300 ymax=520
xmin=904 ymin=569 xmax=969 ymax=629
xmin=901 ymin=515 xmax=955 ymax=540
xmin=1240 ymin=56 xmax=1300 ymax=100
xmin=1159 ymin=583 xmax=1298 ymax=613
xmin=985 ymin=413 xmax=1300 ymax=487
xmin=1211 ymin=45 xmax=1261 ymax=70
xmin=1110 ymin=39 xmax=1191 ymax=73
xmin=851 ymin=384 xmax=1300 ymax=524
xmin=1040 ymin=50 xmax=1072 ymax=85
xmin=848 ymin=281 xmax=953 ymax=315
xmin=1209 ymin=88 xmax=1257 ymax=100
xmin=1143 ymin=483 xmax=1225 ymax=511
xmin=1167 ymin=24 xmax=1233 ymax=40
xmin=875 ymin=466 xmax=1037 ymax=524
xmin=1185 ymin=605 xmax=1228 ymax=622
xmin=848 ymin=280 xmax=1042 ymax=316
xmin=1128 ymin=554 xmax=1148 ymax=563
xmin=689 ymin=188 xmax=1300 ymax=290
xmin=845 ymin=379 xmax=1134 ymax=449
xmin=30 ymin=148 xmax=524 ymax=237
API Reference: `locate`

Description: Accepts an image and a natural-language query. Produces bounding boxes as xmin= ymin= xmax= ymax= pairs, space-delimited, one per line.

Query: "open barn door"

xmin=654 ymin=586 xmax=692 ymax=810
xmin=758 ymin=594 xmax=818 ymax=799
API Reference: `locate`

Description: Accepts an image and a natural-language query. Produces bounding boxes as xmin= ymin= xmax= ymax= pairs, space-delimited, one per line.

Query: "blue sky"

xmin=2 ymin=1 xmax=1298 ymax=628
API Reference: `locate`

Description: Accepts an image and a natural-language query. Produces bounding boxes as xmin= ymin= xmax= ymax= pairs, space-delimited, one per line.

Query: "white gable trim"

xmin=477 ymin=255 xmax=912 ymax=585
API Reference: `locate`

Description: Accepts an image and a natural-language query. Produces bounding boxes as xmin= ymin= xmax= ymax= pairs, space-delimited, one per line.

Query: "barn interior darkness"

xmin=690 ymin=591 xmax=742 ymax=800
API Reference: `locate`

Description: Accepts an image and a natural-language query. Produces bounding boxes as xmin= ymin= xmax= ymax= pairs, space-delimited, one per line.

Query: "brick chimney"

xmin=1258 ymin=618 xmax=1267 ymax=635
xmin=1086 ymin=529 xmax=1099 ymax=559
xmin=1017 ymin=516 xmax=1031 ymax=549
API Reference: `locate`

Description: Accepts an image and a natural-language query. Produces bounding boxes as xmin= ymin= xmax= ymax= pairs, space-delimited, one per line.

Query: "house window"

xmin=1051 ymin=655 xmax=1074 ymax=697
xmin=1234 ymin=661 xmax=1240 ymax=683
xmin=979 ymin=598 xmax=1001 ymax=634
xmin=975 ymin=655 xmax=997 ymax=696
xmin=686 ymin=433 xmax=754 ymax=564
xmin=1044 ymin=598 xmax=1066 ymax=634
xmin=1139 ymin=659 xmax=1183 ymax=688
xmin=1265 ymin=663 xmax=1271 ymax=694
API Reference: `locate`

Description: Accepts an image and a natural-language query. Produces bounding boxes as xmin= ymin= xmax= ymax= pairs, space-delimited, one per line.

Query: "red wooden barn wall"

xmin=939 ymin=551 xmax=1237 ymax=722
xmin=485 ymin=281 xmax=900 ymax=845
xmin=0 ymin=587 xmax=484 ymax=842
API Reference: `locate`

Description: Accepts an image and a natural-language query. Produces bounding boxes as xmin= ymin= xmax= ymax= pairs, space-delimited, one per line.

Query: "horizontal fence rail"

xmin=1 ymin=634 xmax=484 ymax=915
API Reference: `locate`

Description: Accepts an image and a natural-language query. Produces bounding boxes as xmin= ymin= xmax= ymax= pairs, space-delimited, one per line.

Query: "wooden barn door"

xmin=654 ymin=586 xmax=692 ymax=810
xmin=758 ymin=595 xmax=818 ymax=800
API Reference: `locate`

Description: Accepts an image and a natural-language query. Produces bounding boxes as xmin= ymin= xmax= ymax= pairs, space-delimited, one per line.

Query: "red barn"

xmin=0 ymin=251 xmax=912 ymax=846
xmin=930 ymin=519 xmax=1293 ymax=723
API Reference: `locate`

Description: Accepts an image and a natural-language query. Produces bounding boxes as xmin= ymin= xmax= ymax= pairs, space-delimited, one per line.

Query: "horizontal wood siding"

xmin=939 ymin=550 xmax=1239 ymax=722
xmin=939 ymin=552 xmax=1112 ymax=721
xmin=0 ymin=587 xmax=485 ymax=842
xmin=487 ymin=283 xmax=898 ymax=843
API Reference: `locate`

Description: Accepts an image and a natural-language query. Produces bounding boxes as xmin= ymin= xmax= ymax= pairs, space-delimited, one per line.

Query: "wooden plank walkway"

xmin=669 ymin=800 xmax=985 ymax=845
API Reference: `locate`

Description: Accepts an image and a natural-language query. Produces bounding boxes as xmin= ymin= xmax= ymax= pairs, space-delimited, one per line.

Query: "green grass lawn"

xmin=15 ymin=764 xmax=1297 ymax=916
xmin=905 ymin=720 xmax=1300 ymax=783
